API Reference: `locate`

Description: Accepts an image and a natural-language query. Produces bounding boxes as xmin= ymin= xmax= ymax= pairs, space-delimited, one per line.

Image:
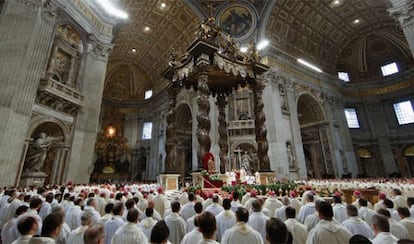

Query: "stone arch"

xmin=19 ymin=116 xmax=71 ymax=186
xmin=297 ymin=92 xmax=334 ymax=179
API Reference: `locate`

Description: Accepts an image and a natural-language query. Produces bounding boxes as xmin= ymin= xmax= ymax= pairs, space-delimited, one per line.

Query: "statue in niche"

xmin=340 ymin=150 xmax=349 ymax=173
xmin=279 ymin=83 xmax=288 ymax=111
xmin=241 ymin=151 xmax=252 ymax=175
xmin=286 ymin=141 xmax=298 ymax=171
xmin=24 ymin=133 xmax=63 ymax=172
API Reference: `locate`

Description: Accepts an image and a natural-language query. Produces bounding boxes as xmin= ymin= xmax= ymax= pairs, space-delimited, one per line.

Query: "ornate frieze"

xmin=87 ymin=34 xmax=112 ymax=61
xmin=71 ymin=0 xmax=112 ymax=35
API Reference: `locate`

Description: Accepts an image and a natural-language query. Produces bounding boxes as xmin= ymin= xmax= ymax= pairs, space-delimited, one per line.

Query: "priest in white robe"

xmin=398 ymin=206 xmax=414 ymax=240
xmin=248 ymin=199 xmax=269 ymax=241
xmin=342 ymin=204 xmax=374 ymax=239
xmin=215 ymin=199 xmax=236 ymax=241
xmin=67 ymin=211 xmax=93 ymax=244
xmin=111 ymin=208 xmax=148 ymax=244
xmin=104 ymin=202 xmax=125 ymax=244
xmin=221 ymin=207 xmax=263 ymax=244
xmin=371 ymin=214 xmax=399 ymax=244
xmin=306 ymin=202 xmax=352 ymax=244
xmin=164 ymin=201 xmax=186 ymax=244
xmin=205 ymin=195 xmax=223 ymax=216
xmin=138 ymin=207 xmax=158 ymax=240
xmin=284 ymin=206 xmax=308 ymax=244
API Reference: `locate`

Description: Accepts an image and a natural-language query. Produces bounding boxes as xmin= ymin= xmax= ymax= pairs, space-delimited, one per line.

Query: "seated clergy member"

xmin=306 ymin=201 xmax=352 ymax=244
xmin=221 ymin=207 xmax=263 ymax=244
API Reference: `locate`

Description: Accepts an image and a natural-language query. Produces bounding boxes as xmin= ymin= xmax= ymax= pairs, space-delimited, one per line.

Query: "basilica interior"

xmin=0 ymin=0 xmax=413 ymax=187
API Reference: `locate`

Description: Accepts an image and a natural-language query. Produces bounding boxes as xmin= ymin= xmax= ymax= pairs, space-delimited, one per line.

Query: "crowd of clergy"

xmin=0 ymin=179 xmax=413 ymax=244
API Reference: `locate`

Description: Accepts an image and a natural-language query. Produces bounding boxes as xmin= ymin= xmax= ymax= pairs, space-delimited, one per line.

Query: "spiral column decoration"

xmin=216 ymin=94 xmax=228 ymax=174
xmin=196 ymin=70 xmax=211 ymax=169
xmin=253 ymin=81 xmax=271 ymax=171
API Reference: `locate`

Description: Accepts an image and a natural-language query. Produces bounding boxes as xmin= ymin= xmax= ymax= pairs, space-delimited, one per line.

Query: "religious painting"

xmin=218 ymin=4 xmax=256 ymax=40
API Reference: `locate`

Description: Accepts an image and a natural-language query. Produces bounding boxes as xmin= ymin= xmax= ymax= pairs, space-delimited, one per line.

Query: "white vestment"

xmin=104 ymin=216 xmax=125 ymax=244
xmin=285 ymin=218 xmax=308 ymax=244
xmin=11 ymin=234 xmax=32 ymax=244
xmin=205 ymin=203 xmax=223 ymax=216
xmin=111 ymin=222 xmax=148 ymax=244
xmin=67 ymin=225 xmax=88 ymax=244
xmin=400 ymin=217 xmax=414 ymax=240
xmin=275 ymin=205 xmax=288 ymax=221
xmin=305 ymin=219 xmax=352 ymax=244
xmin=153 ymin=194 xmax=171 ymax=218
xmin=180 ymin=229 xmax=202 ymax=244
xmin=69 ymin=205 xmax=83 ymax=230
xmin=298 ymin=202 xmax=315 ymax=223
xmin=165 ymin=212 xmax=186 ymax=244
xmin=332 ymin=203 xmax=347 ymax=223
xmin=230 ymin=200 xmax=242 ymax=213
xmin=389 ymin=218 xmax=409 ymax=240
xmin=358 ymin=206 xmax=376 ymax=229
xmin=221 ymin=222 xmax=263 ymax=244
xmin=215 ymin=210 xmax=236 ymax=241
xmin=263 ymin=197 xmax=282 ymax=218
xmin=304 ymin=214 xmax=319 ymax=232
xmin=180 ymin=202 xmax=196 ymax=221
xmin=27 ymin=236 xmax=55 ymax=244
xmin=371 ymin=232 xmax=399 ymax=244
xmin=342 ymin=216 xmax=374 ymax=239
xmin=248 ymin=211 xmax=269 ymax=241
xmin=138 ymin=217 xmax=157 ymax=240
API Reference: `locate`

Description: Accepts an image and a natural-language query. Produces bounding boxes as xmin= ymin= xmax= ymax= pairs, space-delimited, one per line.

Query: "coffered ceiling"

xmin=104 ymin=0 xmax=412 ymax=102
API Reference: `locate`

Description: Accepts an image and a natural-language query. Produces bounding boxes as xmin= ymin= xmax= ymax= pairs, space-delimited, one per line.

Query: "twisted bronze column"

xmin=196 ymin=70 xmax=211 ymax=169
xmin=253 ymin=81 xmax=271 ymax=171
xmin=216 ymin=94 xmax=228 ymax=174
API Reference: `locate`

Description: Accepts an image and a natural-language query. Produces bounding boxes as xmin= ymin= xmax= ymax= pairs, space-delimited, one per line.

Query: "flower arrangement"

xmin=209 ymin=174 xmax=221 ymax=181
xmin=201 ymin=170 xmax=209 ymax=176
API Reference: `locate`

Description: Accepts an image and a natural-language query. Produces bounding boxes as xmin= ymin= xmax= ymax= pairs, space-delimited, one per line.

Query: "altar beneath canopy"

xmin=162 ymin=17 xmax=275 ymax=180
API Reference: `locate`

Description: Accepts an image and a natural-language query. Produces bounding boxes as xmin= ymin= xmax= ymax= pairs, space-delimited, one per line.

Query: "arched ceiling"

xmin=105 ymin=0 xmax=410 ymax=102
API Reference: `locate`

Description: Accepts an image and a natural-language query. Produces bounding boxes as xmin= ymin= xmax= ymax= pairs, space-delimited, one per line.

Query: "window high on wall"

xmin=142 ymin=122 xmax=152 ymax=139
xmin=144 ymin=90 xmax=153 ymax=100
xmin=381 ymin=62 xmax=399 ymax=76
xmin=338 ymin=72 xmax=350 ymax=82
xmin=344 ymin=108 xmax=360 ymax=128
xmin=393 ymin=101 xmax=414 ymax=125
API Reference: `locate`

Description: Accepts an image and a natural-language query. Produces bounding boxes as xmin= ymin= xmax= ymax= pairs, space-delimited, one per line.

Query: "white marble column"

xmin=0 ymin=1 xmax=56 ymax=186
xmin=65 ymin=38 xmax=112 ymax=183
xmin=388 ymin=0 xmax=414 ymax=57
